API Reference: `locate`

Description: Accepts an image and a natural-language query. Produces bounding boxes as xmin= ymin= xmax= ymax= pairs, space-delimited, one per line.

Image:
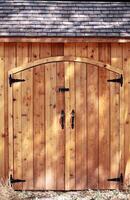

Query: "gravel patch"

xmin=17 ymin=190 xmax=130 ymax=200
xmin=1 ymin=179 xmax=130 ymax=200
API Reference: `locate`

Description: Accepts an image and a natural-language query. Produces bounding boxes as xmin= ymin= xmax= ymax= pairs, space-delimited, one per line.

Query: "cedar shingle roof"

xmin=0 ymin=1 xmax=130 ymax=37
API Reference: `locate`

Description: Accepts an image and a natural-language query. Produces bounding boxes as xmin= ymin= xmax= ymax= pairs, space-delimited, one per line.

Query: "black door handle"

xmin=60 ymin=110 xmax=65 ymax=129
xmin=71 ymin=110 xmax=75 ymax=129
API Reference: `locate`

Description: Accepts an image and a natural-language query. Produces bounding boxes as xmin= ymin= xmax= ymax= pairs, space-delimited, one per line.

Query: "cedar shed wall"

xmin=0 ymin=42 xmax=130 ymax=190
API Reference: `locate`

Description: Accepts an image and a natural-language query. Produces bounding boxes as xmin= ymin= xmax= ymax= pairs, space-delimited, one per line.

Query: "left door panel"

xmin=11 ymin=62 xmax=65 ymax=190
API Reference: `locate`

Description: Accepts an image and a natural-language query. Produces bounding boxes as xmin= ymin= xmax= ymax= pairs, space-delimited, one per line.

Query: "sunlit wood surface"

xmin=0 ymin=42 xmax=129 ymax=190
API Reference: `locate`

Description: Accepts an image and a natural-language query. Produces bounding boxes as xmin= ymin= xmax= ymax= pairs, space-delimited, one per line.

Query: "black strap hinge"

xmin=107 ymin=74 xmax=123 ymax=87
xmin=9 ymin=175 xmax=26 ymax=185
xmin=107 ymin=173 xmax=123 ymax=183
xmin=9 ymin=74 xmax=25 ymax=87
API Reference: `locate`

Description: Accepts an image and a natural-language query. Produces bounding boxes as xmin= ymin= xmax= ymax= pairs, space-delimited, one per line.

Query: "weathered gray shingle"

xmin=0 ymin=1 xmax=130 ymax=37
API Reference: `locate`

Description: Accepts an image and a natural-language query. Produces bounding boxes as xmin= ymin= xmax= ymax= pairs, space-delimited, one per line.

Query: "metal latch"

xmin=59 ymin=87 xmax=70 ymax=92
xmin=9 ymin=74 xmax=25 ymax=87
xmin=107 ymin=74 xmax=123 ymax=87
xmin=107 ymin=173 xmax=123 ymax=183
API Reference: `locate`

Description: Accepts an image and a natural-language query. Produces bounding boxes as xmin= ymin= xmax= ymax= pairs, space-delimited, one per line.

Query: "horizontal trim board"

xmin=0 ymin=37 xmax=130 ymax=43
xmin=8 ymin=56 xmax=123 ymax=75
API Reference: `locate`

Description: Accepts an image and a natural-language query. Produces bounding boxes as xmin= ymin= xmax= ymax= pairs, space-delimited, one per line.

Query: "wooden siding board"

xmin=110 ymin=43 xmax=122 ymax=189
xmin=56 ymin=62 xmax=65 ymax=190
xmin=0 ymin=37 xmax=130 ymax=43
xmin=21 ymin=43 xmax=34 ymax=190
xmin=0 ymin=41 xmax=127 ymax=190
xmin=52 ymin=43 xmax=65 ymax=190
xmin=123 ymin=43 xmax=130 ymax=188
xmin=0 ymin=43 xmax=5 ymax=179
xmin=64 ymin=43 xmax=76 ymax=190
xmin=45 ymin=62 xmax=57 ymax=190
xmin=75 ymin=43 xmax=87 ymax=189
xmin=40 ymin=43 xmax=51 ymax=190
xmin=13 ymin=72 xmax=22 ymax=190
xmin=6 ymin=43 xmax=16 ymax=180
xmin=87 ymin=43 xmax=99 ymax=189
xmin=33 ymin=43 xmax=45 ymax=190
xmin=98 ymin=43 xmax=110 ymax=189
xmin=13 ymin=43 xmax=28 ymax=190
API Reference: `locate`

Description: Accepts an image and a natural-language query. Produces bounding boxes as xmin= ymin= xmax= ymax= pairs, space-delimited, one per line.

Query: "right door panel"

xmin=65 ymin=61 xmax=121 ymax=190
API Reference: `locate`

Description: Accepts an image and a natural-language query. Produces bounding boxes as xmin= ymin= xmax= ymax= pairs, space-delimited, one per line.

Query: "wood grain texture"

xmin=9 ymin=56 xmax=123 ymax=75
xmin=45 ymin=62 xmax=57 ymax=190
xmin=0 ymin=43 xmax=5 ymax=179
xmin=2 ymin=42 xmax=128 ymax=190
xmin=33 ymin=43 xmax=44 ymax=190
xmin=98 ymin=43 xmax=110 ymax=189
xmin=13 ymin=71 xmax=22 ymax=190
xmin=64 ymin=43 xmax=76 ymax=190
xmin=38 ymin=43 xmax=51 ymax=190
xmin=110 ymin=43 xmax=121 ymax=189
xmin=0 ymin=37 xmax=130 ymax=43
xmin=13 ymin=43 xmax=28 ymax=190
xmin=123 ymin=43 xmax=130 ymax=188
xmin=6 ymin=43 xmax=16 ymax=180
xmin=87 ymin=43 xmax=99 ymax=189
xmin=21 ymin=43 xmax=34 ymax=190
xmin=75 ymin=43 xmax=88 ymax=189
xmin=52 ymin=43 xmax=65 ymax=190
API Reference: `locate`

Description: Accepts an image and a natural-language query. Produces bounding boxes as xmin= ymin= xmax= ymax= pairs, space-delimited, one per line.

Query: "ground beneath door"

xmin=1 ymin=181 xmax=130 ymax=200
xmin=17 ymin=190 xmax=130 ymax=200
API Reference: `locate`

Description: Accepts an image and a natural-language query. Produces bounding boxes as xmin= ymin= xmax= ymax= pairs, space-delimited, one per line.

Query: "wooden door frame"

xmin=8 ymin=56 xmax=123 ymax=75
xmin=8 ymin=56 xmax=124 ymax=187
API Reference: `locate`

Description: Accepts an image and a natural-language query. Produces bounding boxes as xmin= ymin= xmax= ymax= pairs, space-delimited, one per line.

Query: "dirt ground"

xmin=17 ymin=190 xmax=130 ymax=200
xmin=1 ymin=181 xmax=130 ymax=200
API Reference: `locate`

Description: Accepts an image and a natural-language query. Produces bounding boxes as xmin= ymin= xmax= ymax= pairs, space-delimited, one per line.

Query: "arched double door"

xmin=8 ymin=56 xmax=123 ymax=190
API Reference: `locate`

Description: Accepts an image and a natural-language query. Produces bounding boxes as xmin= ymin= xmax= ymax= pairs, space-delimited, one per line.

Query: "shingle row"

xmin=0 ymin=1 xmax=129 ymax=37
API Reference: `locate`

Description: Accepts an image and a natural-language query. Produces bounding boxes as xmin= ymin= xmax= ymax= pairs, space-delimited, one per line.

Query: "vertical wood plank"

xmin=45 ymin=63 xmax=51 ymax=189
xmin=119 ymin=44 xmax=124 ymax=189
xmin=75 ymin=43 xmax=88 ymax=189
xmin=56 ymin=62 xmax=65 ymax=190
xmin=22 ymin=43 xmax=33 ymax=190
xmin=13 ymin=72 xmax=22 ymax=190
xmin=40 ymin=43 xmax=52 ymax=59
xmin=40 ymin=43 xmax=51 ymax=190
xmin=5 ymin=43 xmax=16 ymax=179
xmin=98 ymin=43 xmax=110 ymax=189
xmin=64 ymin=43 xmax=76 ymax=190
xmin=13 ymin=43 xmax=28 ymax=190
xmin=45 ymin=63 xmax=57 ymax=190
xmin=51 ymin=43 xmax=64 ymax=56
xmin=110 ymin=43 xmax=122 ymax=189
xmin=87 ymin=43 xmax=99 ymax=189
xmin=0 ymin=43 xmax=5 ymax=179
xmin=32 ymin=43 xmax=44 ymax=190
xmin=123 ymin=43 xmax=130 ymax=188
xmin=64 ymin=61 xmax=76 ymax=190
xmin=33 ymin=65 xmax=45 ymax=190
xmin=8 ymin=74 xmax=13 ymax=181
xmin=52 ymin=43 xmax=65 ymax=190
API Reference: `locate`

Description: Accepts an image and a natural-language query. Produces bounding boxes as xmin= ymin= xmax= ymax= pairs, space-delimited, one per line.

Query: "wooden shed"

xmin=0 ymin=1 xmax=130 ymax=191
